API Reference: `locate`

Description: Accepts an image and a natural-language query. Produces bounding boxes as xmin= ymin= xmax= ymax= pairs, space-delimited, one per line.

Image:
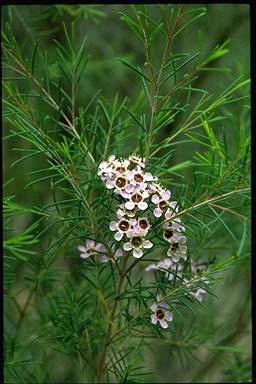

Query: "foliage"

xmin=2 ymin=4 xmax=251 ymax=383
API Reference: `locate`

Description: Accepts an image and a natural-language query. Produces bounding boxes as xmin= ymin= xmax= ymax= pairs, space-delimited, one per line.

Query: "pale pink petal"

xmin=165 ymin=209 xmax=172 ymax=220
xmin=114 ymin=232 xmax=123 ymax=241
xmin=139 ymin=183 xmax=147 ymax=190
xmin=160 ymin=302 xmax=168 ymax=309
xmin=127 ymin=170 xmax=134 ymax=180
xmin=151 ymin=303 xmax=158 ymax=312
xmin=142 ymin=189 xmax=149 ymax=197
xmin=99 ymin=255 xmax=110 ymax=263
xmin=106 ymin=179 xmax=114 ymax=189
xmin=123 ymin=242 xmax=132 ymax=251
xmin=143 ymin=240 xmax=153 ymax=249
xmin=109 ymin=221 xmax=117 ymax=231
xmin=134 ymin=225 xmax=143 ymax=234
xmin=161 ymin=190 xmax=171 ymax=200
xmin=165 ymin=311 xmax=173 ymax=321
xmin=120 ymin=191 xmax=129 ymax=198
xmin=138 ymin=201 xmax=148 ymax=210
xmin=78 ymin=245 xmax=87 ymax=253
xmin=130 ymin=218 xmax=137 ymax=226
xmin=145 ymin=263 xmax=156 ymax=271
xmin=108 ymin=155 xmax=116 ymax=162
xmin=96 ymin=243 xmax=106 ymax=252
xmin=125 ymin=201 xmax=135 ymax=210
xmin=127 ymin=229 xmax=135 ymax=238
xmin=172 ymin=254 xmax=180 ymax=263
xmin=154 ymin=208 xmax=162 ymax=217
xmin=151 ymin=194 xmax=159 ymax=204
xmin=144 ymin=172 xmax=153 ymax=181
xmin=159 ymin=258 xmax=172 ymax=269
xmin=115 ymin=249 xmax=123 ymax=257
xmin=133 ymin=249 xmax=143 ymax=258
xmin=116 ymin=209 xmax=124 ymax=219
xmin=86 ymin=240 xmax=95 ymax=248
xmin=151 ymin=313 xmax=158 ymax=324
xmin=80 ymin=252 xmax=90 ymax=259
xmin=160 ymin=319 xmax=168 ymax=328
xmin=125 ymin=184 xmax=135 ymax=193
xmin=176 ymin=235 xmax=186 ymax=243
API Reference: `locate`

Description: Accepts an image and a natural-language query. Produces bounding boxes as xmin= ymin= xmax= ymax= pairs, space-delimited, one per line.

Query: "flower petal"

xmin=151 ymin=313 xmax=158 ymax=324
xmin=165 ymin=311 xmax=173 ymax=321
xmin=161 ymin=190 xmax=171 ymax=200
xmin=123 ymin=242 xmax=132 ymax=251
xmin=78 ymin=245 xmax=87 ymax=253
xmin=143 ymin=240 xmax=153 ymax=249
xmin=151 ymin=194 xmax=159 ymax=204
xmin=80 ymin=253 xmax=90 ymax=259
xmin=125 ymin=184 xmax=135 ymax=193
xmin=144 ymin=172 xmax=153 ymax=181
xmin=160 ymin=319 xmax=168 ymax=328
xmin=115 ymin=249 xmax=123 ymax=257
xmin=86 ymin=240 xmax=95 ymax=248
xmin=125 ymin=201 xmax=135 ymax=210
xmin=151 ymin=303 xmax=158 ymax=312
xmin=153 ymin=208 xmax=162 ymax=217
xmin=145 ymin=263 xmax=156 ymax=272
xmin=96 ymin=243 xmax=106 ymax=252
xmin=109 ymin=221 xmax=117 ymax=231
xmin=138 ymin=201 xmax=148 ymax=210
xmin=114 ymin=232 xmax=123 ymax=241
xmin=133 ymin=249 xmax=143 ymax=258
xmin=106 ymin=179 xmax=114 ymax=189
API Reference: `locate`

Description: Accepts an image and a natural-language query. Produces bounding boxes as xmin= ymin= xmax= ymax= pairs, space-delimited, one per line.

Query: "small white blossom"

xmin=151 ymin=294 xmax=173 ymax=328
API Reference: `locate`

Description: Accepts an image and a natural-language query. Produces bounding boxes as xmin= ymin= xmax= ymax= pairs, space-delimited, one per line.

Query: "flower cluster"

xmin=98 ymin=155 xmax=184 ymax=261
xmin=78 ymin=155 xmax=207 ymax=329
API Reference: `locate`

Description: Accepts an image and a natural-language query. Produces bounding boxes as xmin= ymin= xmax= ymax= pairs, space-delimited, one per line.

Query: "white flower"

xmin=123 ymin=234 xmax=153 ymax=258
xmin=125 ymin=190 xmax=149 ymax=211
xmin=151 ymin=189 xmax=171 ymax=217
xmin=109 ymin=218 xmax=136 ymax=241
xmin=78 ymin=240 xmax=105 ymax=259
xmin=150 ymin=295 xmax=173 ymax=328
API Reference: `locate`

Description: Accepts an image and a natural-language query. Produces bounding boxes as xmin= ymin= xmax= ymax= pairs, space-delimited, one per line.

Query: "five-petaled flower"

xmin=151 ymin=294 xmax=173 ymax=328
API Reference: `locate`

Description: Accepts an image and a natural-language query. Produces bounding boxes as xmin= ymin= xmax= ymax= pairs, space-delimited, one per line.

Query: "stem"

xmin=95 ymin=255 xmax=129 ymax=383
xmin=12 ymin=286 xmax=35 ymax=342
xmin=145 ymin=5 xmax=185 ymax=158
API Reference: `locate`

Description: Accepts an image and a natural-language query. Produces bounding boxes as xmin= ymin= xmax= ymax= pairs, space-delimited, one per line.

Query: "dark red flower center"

xmin=116 ymin=166 xmax=126 ymax=174
xmin=139 ymin=219 xmax=148 ymax=229
xmin=159 ymin=200 xmax=167 ymax=210
xmin=131 ymin=237 xmax=142 ymax=247
xmin=164 ymin=230 xmax=173 ymax=240
xmin=115 ymin=177 xmax=126 ymax=189
xmin=134 ymin=173 xmax=144 ymax=183
xmin=172 ymin=242 xmax=179 ymax=251
xmin=131 ymin=193 xmax=142 ymax=203
xmin=119 ymin=220 xmax=129 ymax=231
xmin=156 ymin=309 xmax=165 ymax=319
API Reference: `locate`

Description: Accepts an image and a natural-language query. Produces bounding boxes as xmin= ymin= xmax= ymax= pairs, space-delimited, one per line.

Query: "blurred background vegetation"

xmin=3 ymin=4 xmax=251 ymax=383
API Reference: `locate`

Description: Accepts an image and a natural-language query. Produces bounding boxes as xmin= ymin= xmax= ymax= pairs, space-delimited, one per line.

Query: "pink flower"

xmin=125 ymin=190 xmax=149 ymax=211
xmin=151 ymin=189 xmax=171 ymax=217
xmin=78 ymin=240 xmax=105 ymax=259
xmin=151 ymin=294 xmax=173 ymax=328
xmin=123 ymin=235 xmax=153 ymax=258
xmin=109 ymin=218 xmax=136 ymax=241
